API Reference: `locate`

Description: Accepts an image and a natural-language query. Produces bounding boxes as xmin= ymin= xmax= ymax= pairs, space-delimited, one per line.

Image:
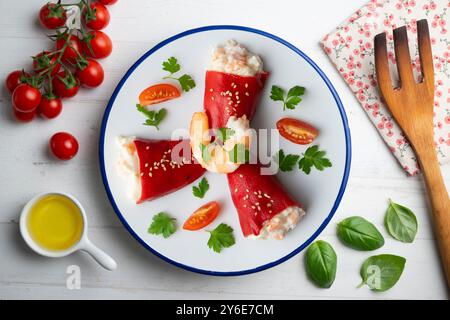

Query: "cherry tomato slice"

xmin=183 ymin=201 xmax=221 ymax=231
xmin=139 ymin=83 xmax=181 ymax=106
xmin=276 ymin=118 xmax=318 ymax=145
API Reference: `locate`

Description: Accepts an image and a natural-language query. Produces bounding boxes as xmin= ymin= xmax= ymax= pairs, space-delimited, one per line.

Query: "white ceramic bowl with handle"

xmin=20 ymin=192 xmax=117 ymax=271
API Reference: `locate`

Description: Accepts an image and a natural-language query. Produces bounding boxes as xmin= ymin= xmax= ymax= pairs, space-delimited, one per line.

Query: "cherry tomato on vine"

xmin=52 ymin=71 xmax=80 ymax=98
xmin=83 ymin=30 xmax=112 ymax=59
xmin=99 ymin=0 xmax=118 ymax=5
xmin=32 ymin=51 xmax=61 ymax=76
xmin=76 ymin=58 xmax=104 ymax=88
xmin=12 ymin=84 xmax=41 ymax=113
xmin=56 ymin=34 xmax=83 ymax=63
xmin=5 ymin=70 xmax=29 ymax=94
xmin=50 ymin=132 xmax=79 ymax=160
xmin=38 ymin=95 xmax=63 ymax=119
xmin=13 ymin=107 xmax=37 ymax=123
xmin=83 ymin=2 xmax=110 ymax=30
xmin=39 ymin=2 xmax=67 ymax=29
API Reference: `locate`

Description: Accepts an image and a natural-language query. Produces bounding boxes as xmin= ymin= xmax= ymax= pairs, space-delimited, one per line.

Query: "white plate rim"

xmin=99 ymin=25 xmax=352 ymax=276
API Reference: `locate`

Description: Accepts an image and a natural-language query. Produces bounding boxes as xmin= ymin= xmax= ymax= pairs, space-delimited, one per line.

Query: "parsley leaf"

xmin=162 ymin=57 xmax=180 ymax=74
xmin=148 ymin=212 xmax=176 ymax=238
xmin=136 ymin=104 xmax=167 ymax=130
xmin=200 ymin=143 xmax=211 ymax=163
xmin=178 ymin=74 xmax=196 ymax=92
xmin=192 ymin=177 xmax=209 ymax=199
xmin=270 ymin=84 xmax=306 ymax=110
xmin=298 ymin=145 xmax=332 ymax=174
xmin=216 ymin=127 xmax=236 ymax=143
xmin=270 ymin=85 xmax=285 ymax=101
xmin=228 ymin=143 xmax=250 ymax=163
xmin=207 ymin=223 xmax=235 ymax=253
xmin=162 ymin=57 xmax=196 ymax=92
xmin=274 ymin=149 xmax=300 ymax=172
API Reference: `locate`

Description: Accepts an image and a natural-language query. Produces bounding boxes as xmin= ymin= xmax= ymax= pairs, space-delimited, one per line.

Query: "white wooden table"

xmin=0 ymin=0 xmax=448 ymax=300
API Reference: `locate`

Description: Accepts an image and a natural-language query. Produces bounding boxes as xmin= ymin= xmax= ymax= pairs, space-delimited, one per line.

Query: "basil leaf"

xmin=385 ymin=200 xmax=418 ymax=243
xmin=337 ymin=216 xmax=384 ymax=251
xmin=305 ymin=240 xmax=337 ymax=288
xmin=359 ymin=254 xmax=406 ymax=292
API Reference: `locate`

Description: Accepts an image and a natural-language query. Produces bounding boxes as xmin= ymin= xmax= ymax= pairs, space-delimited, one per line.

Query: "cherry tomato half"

xmin=183 ymin=201 xmax=221 ymax=231
xmin=83 ymin=30 xmax=112 ymax=59
xmin=13 ymin=107 xmax=37 ymax=123
xmin=83 ymin=3 xmax=110 ymax=30
xmin=12 ymin=84 xmax=41 ymax=113
xmin=52 ymin=71 xmax=80 ymax=98
xmin=76 ymin=59 xmax=104 ymax=88
xmin=139 ymin=83 xmax=181 ymax=106
xmin=56 ymin=34 xmax=83 ymax=63
xmin=50 ymin=132 xmax=79 ymax=160
xmin=39 ymin=95 xmax=63 ymax=119
xmin=5 ymin=70 xmax=29 ymax=94
xmin=39 ymin=3 xmax=67 ymax=29
xmin=32 ymin=51 xmax=61 ymax=76
xmin=99 ymin=0 xmax=118 ymax=5
xmin=276 ymin=118 xmax=318 ymax=145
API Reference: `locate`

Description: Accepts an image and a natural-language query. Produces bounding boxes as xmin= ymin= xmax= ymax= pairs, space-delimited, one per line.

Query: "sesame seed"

xmin=251 ymin=206 xmax=256 ymax=209
xmin=234 ymin=188 xmax=238 ymax=193
xmin=239 ymin=174 xmax=243 ymax=178
xmin=146 ymin=146 xmax=150 ymax=150
xmin=145 ymin=163 xmax=149 ymax=168
xmin=140 ymin=173 xmax=144 ymax=176
xmin=209 ymin=88 xmax=213 ymax=92
xmin=245 ymin=83 xmax=248 ymax=88
xmin=211 ymin=97 xmax=215 ymax=101
xmin=245 ymin=92 xmax=249 ymax=96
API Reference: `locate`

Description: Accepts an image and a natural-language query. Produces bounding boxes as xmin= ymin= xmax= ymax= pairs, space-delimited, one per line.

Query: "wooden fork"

xmin=375 ymin=19 xmax=450 ymax=288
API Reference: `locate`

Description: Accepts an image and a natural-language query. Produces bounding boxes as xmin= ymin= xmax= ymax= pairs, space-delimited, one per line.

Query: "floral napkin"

xmin=321 ymin=0 xmax=450 ymax=175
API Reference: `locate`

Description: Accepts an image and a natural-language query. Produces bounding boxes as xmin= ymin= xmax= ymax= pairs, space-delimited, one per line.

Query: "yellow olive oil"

xmin=27 ymin=194 xmax=83 ymax=251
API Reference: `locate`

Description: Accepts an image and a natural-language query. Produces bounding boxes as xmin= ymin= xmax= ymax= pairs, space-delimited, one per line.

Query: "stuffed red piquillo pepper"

xmin=190 ymin=40 xmax=269 ymax=174
xmin=227 ymin=163 xmax=305 ymax=240
xmin=117 ymin=137 xmax=205 ymax=203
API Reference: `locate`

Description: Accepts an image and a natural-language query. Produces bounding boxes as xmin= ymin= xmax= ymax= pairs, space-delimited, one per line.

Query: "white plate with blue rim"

xmin=99 ymin=26 xmax=351 ymax=276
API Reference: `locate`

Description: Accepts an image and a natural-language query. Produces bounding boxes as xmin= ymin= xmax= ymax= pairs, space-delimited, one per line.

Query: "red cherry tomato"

xmin=183 ymin=201 xmax=221 ymax=231
xmin=52 ymin=71 xmax=80 ymax=98
xmin=56 ymin=34 xmax=83 ymax=63
xmin=276 ymin=118 xmax=319 ymax=145
xmin=38 ymin=95 xmax=63 ymax=119
xmin=139 ymin=84 xmax=181 ymax=106
xmin=83 ymin=3 xmax=110 ymax=30
xmin=5 ymin=70 xmax=29 ymax=94
xmin=76 ymin=59 xmax=104 ymax=88
xmin=50 ymin=132 xmax=79 ymax=160
xmin=13 ymin=107 xmax=37 ymax=123
xmin=39 ymin=3 xmax=67 ymax=29
xmin=99 ymin=0 xmax=118 ymax=5
xmin=83 ymin=31 xmax=112 ymax=59
xmin=12 ymin=84 xmax=41 ymax=113
xmin=32 ymin=51 xmax=61 ymax=76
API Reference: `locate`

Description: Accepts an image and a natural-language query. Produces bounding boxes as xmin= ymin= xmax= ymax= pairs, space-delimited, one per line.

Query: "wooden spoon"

xmin=375 ymin=19 xmax=450 ymax=288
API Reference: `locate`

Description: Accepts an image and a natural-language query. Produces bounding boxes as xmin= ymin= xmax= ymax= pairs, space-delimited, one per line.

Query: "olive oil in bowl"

xmin=27 ymin=194 xmax=84 ymax=251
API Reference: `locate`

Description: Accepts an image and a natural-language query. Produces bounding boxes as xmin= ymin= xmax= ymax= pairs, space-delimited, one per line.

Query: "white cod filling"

xmin=116 ymin=136 xmax=141 ymax=202
xmin=250 ymin=206 xmax=306 ymax=240
xmin=209 ymin=39 xmax=263 ymax=76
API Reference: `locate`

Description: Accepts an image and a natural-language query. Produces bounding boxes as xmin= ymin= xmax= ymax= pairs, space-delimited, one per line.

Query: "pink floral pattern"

xmin=321 ymin=0 xmax=450 ymax=176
